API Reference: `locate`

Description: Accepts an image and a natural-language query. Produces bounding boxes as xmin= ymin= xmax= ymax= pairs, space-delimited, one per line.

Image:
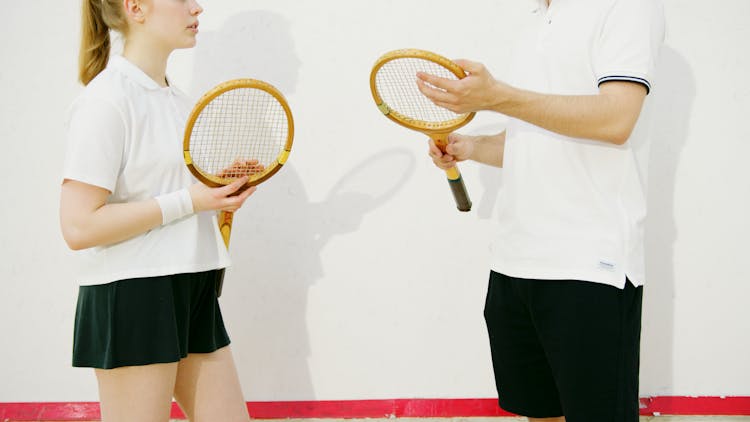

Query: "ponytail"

xmin=78 ymin=0 xmax=126 ymax=85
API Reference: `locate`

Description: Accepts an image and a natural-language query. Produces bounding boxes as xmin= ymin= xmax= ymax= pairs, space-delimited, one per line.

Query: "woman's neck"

xmin=122 ymin=40 xmax=171 ymax=87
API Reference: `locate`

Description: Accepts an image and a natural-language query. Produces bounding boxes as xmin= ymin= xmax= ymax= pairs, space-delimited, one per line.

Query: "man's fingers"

xmin=416 ymin=79 xmax=454 ymax=105
xmin=428 ymin=139 xmax=444 ymax=156
xmin=445 ymin=135 xmax=463 ymax=154
xmin=453 ymin=59 xmax=482 ymax=74
xmin=430 ymin=99 xmax=463 ymax=114
xmin=416 ymin=71 xmax=458 ymax=92
xmin=435 ymin=157 xmax=456 ymax=170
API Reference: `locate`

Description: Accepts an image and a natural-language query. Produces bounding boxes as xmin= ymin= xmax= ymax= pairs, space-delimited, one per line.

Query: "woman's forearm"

xmin=60 ymin=180 xmax=164 ymax=250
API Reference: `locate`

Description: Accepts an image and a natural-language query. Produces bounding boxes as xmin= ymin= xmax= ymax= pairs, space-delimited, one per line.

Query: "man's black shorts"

xmin=483 ymin=271 xmax=643 ymax=421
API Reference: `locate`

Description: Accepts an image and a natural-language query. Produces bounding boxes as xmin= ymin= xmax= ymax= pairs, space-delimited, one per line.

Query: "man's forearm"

xmin=489 ymin=81 xmax=647 ymax=145
xmin=470 ymin=132 xmax=505 ymax=168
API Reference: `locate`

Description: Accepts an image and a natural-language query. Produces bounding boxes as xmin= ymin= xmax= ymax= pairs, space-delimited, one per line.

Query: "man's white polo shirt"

xmin=63 ymin=56 xmax=231 ymax=286
xmin=490 ymin=0 xmax=665 ymax=288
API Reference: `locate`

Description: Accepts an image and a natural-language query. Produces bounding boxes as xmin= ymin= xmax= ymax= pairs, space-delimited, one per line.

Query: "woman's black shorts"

xmin=484 ymin=271 xmax=643 ymax=421
xmin=73 ymin=270 xmax=230 ymax=369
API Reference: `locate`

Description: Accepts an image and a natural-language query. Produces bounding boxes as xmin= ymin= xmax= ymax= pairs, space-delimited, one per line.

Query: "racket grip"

xmin=445 ymin=167 xmax=472 ymax=212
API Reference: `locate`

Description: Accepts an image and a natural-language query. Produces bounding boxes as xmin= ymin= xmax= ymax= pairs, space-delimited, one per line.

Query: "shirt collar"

xmin=108 ymin=55 xmax=170 ymax=91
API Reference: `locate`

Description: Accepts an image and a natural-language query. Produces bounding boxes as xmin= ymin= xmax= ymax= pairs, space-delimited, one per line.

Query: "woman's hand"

xmin=189 ymin=176 xmax=257 ymax=213
xmin=217 ymin=159 xmax=265 ymax=178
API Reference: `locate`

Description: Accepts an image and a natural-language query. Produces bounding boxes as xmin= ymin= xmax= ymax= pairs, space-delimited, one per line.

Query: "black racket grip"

xmin=447 ymin=176 xmax=472 ymax=212
xmin=215 ymin=268 xmax=225 ymax=297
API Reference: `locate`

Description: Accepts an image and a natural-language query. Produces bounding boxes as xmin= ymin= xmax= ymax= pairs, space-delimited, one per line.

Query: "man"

xmin=417 ymin=0 xmax=665 ymax=421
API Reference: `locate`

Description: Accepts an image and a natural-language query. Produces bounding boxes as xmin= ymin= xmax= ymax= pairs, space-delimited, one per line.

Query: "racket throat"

xmin=219 ymin=211 xmax=234 ymax=248
xmin=432 ymin=133 xmax=450 ymax=152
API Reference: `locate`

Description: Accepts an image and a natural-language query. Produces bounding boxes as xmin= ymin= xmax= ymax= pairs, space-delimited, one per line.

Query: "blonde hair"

xmin=78 ymin=0 xmax=128 ymax=85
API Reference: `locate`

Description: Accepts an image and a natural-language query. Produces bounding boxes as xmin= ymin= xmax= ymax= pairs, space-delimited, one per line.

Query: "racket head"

xmin=183 ymin=79 xmax=294 ymax=190
xmin=370 ymin=48 xmax=476 ymax=135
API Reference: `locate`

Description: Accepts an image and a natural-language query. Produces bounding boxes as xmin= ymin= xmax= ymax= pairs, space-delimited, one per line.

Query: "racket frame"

xmin=183 ymin=78 xmax=294 ymax=190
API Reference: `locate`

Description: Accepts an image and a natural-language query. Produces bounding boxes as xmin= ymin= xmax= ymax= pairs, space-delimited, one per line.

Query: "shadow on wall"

xmin=225 ymin=149 xmax=414 ymax=400
xmin=191 ymin=10 xmax=301 ymax=96
xmin=642 ymin=46 xmax=694 ymax=396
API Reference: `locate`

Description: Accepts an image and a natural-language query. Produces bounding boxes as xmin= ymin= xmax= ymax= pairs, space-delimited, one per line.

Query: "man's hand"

xmin=416 ymin=59 xmax=506 ymax=114
xmin=428 ymin=133 xmax=476 ymax=170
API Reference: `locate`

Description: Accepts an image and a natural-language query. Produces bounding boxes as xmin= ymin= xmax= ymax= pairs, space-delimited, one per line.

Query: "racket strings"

xmin=190 ymin=88 xmax=289 ymax=179
xmin=375 ymin=58 xmax=466 ymax=124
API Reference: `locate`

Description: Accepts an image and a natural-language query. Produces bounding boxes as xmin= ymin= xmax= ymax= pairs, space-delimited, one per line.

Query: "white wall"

xmin=1 ymin=0 xmax=748 ymax=402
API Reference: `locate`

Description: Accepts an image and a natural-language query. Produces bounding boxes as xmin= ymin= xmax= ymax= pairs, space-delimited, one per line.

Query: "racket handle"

xmin=433 ymin=135 xmax=471 ymax=212
xmin=445 ymin=167 xmax=472 ymax=212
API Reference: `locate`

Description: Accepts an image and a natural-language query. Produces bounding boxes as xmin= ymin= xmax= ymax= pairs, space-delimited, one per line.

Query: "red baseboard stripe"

xmin=639 ymin=396 xmax=750 ymax=416
xmin=245 ymin=398 xmax=516 ymax=419
xmin=0 ymin=397 xmax=748 ymax=420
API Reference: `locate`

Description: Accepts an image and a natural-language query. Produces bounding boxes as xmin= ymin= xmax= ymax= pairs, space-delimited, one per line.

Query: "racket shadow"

xmin=215 ymin=149 xmax=415 ymax=399
xmin=313 ymin=148 xmax=416 ymax=249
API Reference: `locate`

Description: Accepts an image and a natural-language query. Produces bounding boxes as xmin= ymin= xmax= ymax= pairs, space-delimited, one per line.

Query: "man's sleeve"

xmin=593 ymin=0 xmax=666 ymax=94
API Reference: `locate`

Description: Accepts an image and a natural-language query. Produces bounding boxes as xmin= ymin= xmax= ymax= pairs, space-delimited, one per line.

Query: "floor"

xmin=8 ymin=417 xmax=750 ymax=422
xmin=145 ymin=418 xmax=750 ymax=422
xmin=262 ymin=418 xmax=750 ymax=422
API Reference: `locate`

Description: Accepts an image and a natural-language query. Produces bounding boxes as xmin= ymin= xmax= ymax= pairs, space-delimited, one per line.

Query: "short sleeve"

xmin=593 ymin=0 xmax=666 ymax=94
xmin=62 ymin=96 xmax=127 ymax=192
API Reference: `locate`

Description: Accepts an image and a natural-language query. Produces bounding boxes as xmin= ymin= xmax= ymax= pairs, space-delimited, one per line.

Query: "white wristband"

xmin=155 ymin=188 xmax=194 ymax=225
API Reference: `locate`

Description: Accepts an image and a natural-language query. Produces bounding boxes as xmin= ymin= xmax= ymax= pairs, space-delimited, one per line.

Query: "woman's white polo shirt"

xmin=63 ymin=56 xmax=231 ymax=286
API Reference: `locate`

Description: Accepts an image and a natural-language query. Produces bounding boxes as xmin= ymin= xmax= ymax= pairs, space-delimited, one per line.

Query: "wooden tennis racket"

xmin=370 ymin=48 xmax=475 ymax=212
xmin=184 ymin=78 xmax=294 ymax=296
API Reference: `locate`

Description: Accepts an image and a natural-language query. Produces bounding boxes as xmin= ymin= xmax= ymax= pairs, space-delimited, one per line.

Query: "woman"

xmin=60 ymin=1 xmax=253 ymax=420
